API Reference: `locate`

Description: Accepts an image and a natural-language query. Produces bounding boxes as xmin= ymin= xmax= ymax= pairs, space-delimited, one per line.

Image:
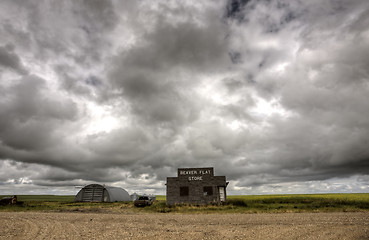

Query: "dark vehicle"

xmin=0 ymin=195 xmax=17 ymax=206
xmin=134 ymin=196 xmax=153 ymax=207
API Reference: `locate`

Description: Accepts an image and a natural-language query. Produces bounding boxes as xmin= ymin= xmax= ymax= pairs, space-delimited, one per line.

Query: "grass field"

xmin=2 ymin=195 xmax=75 ymax=202
xmin=1 ymin=193 xmax=368 ymax=213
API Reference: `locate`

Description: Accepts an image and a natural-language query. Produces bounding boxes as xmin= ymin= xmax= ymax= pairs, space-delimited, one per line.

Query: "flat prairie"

xmin=0 ymin=211 xmax=368 ymax=239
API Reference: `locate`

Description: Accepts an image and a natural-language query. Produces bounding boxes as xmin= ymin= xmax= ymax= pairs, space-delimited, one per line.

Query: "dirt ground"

xmin=0 ymin=211 xmax=368 ymax=239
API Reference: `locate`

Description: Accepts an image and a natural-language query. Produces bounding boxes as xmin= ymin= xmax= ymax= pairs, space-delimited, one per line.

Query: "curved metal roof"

xmin=104 ymin=186 xmax=131 ymax=202
xmin=75 ymin=184 xmax=131 ymax=202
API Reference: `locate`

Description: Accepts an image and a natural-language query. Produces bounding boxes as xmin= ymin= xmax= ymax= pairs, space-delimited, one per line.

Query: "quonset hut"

xmin=75 ymin=184 xmax=131 ymax=202
xmin=166 ymin=167 xmax=228 ymax=205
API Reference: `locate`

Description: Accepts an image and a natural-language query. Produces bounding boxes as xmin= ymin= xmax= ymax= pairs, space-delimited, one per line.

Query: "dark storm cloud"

xmin=0 ymin=0 xmax=369 ymax=195
xmin=221 ymin=0 xmax=369 ymax=191
xmin=109 ymin=4 xmax=229 ymax=127
xmin=0 ymin=45 xmax=27 ymax=74
xmin=21 ymin=0 xmax=118 ymax=58
xmin=226 ymin=0 xmax=251 ymax=21
xmin=0 ymin=74 xmax=78 ymax=170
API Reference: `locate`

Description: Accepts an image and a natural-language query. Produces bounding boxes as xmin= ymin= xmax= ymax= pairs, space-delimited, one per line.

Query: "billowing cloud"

xmin=0 ymin=45 xmax=28 ymax=74
xmin=0 ymin=0 xmax=368 ymax=195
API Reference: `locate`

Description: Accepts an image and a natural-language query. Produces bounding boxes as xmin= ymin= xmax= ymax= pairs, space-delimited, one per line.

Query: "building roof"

xmin=75 ymin=184 xmax=131 ymax=202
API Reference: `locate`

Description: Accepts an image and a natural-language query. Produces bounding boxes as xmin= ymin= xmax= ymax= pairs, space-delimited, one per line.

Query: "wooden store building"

xmin=166 ymin=167 xmax=228 ymax=205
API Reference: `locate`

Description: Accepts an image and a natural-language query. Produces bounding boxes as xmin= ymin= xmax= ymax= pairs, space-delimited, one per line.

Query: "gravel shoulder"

xmin=0 ymin=212 xmax=368 ymax=239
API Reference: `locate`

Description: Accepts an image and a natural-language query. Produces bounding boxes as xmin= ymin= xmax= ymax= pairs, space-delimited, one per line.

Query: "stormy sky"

xmin=1 ymin=0 xmax=369 ymax=195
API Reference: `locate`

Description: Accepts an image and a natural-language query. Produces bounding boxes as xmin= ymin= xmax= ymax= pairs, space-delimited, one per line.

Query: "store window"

xmin=203 ymin=186 xmax=213 ymax=196
xmin=180 ymin=186 xmax=189 ymax=196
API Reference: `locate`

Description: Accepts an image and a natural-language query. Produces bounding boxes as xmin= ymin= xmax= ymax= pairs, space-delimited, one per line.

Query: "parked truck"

xmin=134 ymin=196 xmax=153 ymax=207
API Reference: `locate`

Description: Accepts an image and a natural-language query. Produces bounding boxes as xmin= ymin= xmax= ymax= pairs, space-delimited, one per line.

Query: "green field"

xmin=1 ymin=193 xmax=368 ymax=213
xmin=1 ymin=195 xmax=75 ymax=202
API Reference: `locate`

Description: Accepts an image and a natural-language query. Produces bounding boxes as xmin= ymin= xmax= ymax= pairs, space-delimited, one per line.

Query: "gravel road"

xmin=0 ymin=212 xmax=368 ymax=239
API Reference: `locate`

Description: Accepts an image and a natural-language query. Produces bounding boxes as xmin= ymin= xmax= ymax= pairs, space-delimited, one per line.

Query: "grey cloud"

xmin=109 ymin=8 xmax=229 ymax=127
xmin=85 ymin=75 xmax=103 ymax=87
xmin=226 ymin=0 xmax=251 ymax=21
xmin=1 ymin=0 xmax=118 ymax=67
xmin=85 ymin=127 xmax=156 ymax=165
xmin=218 ymin=0 xmax=369 ymax=189
xmin=0 ymin=45 xmax=27 ymax=74
xmin=79 ymin=0 xmax=118 ymax=31
xmin=135 ymin=21 xmax=228 ymax=71
xmin=0 ymin=75 xmax=78 ymax=156
xmin=55 ymin=64 xmax=94 ymax=99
